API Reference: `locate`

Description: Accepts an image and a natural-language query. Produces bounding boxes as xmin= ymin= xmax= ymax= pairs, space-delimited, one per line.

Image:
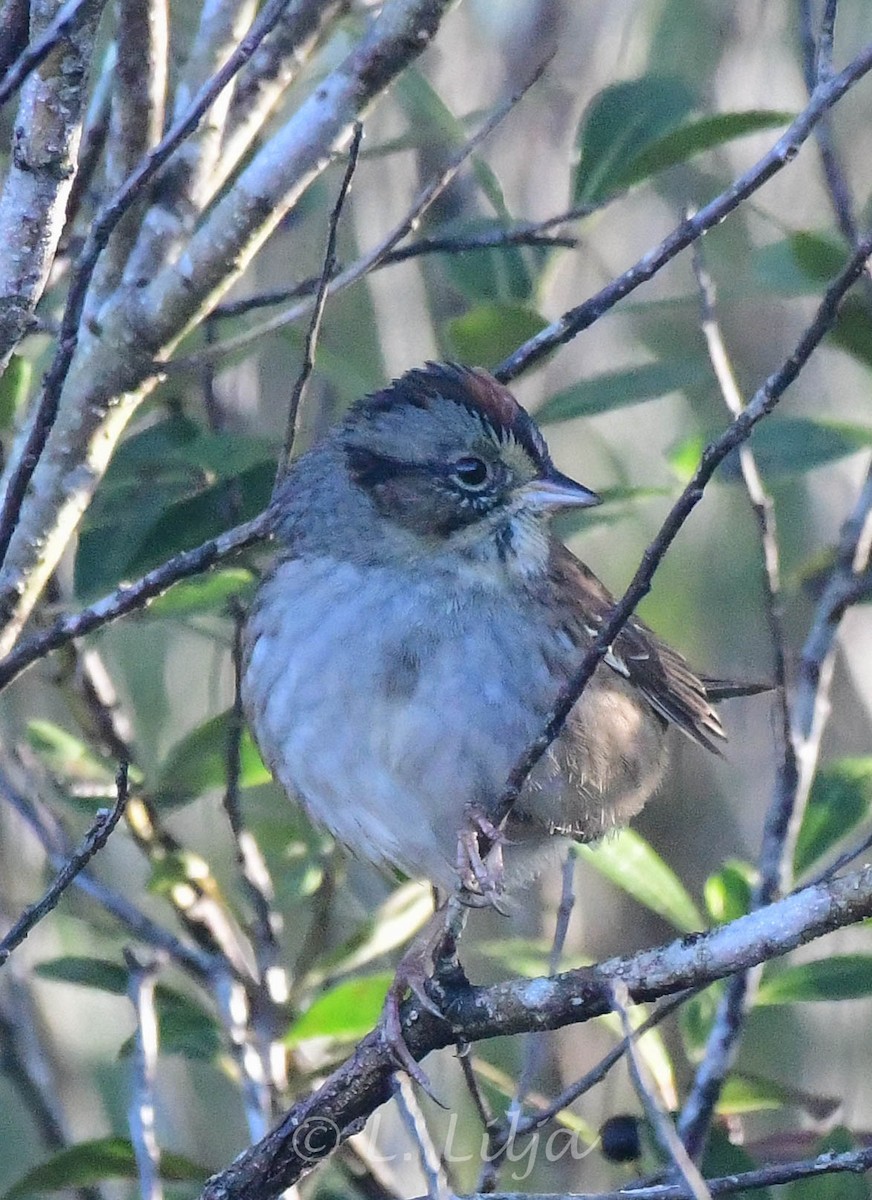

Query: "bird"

xmin=241 ymin=361 xmax=759 ymax=1075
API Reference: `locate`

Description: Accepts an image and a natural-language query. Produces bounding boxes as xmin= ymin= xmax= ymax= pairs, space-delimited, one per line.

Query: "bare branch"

xmin=219 ymin=0 xmax=351 ymax=193
xmin=392 ymin=1074 xmax=453 ymax=1200
xmin=0 ymin=0 xmax=295 ymax=581
xmin=0 ymin=763 xmax=129 ymax=966
xmin=0 ymin=511 xmax=269 ymax=691
xmin=0 ymin=0 xmax=99 ymax=106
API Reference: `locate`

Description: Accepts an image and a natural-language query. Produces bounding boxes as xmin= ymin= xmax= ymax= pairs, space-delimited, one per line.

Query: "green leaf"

xmin=35 ymin=956 xmax=129 ymax=994
xmin=749 ymin=417 xmax=872 ymax=477
xmin=610 ymin=110 xmax=793 ymax=193
xmin=679 ymin=982 xmax=723 ymax=1061
xmin=285 ymin=973 xmax=393 ymax=1047
xmin=755 ymin=231 xmax=847 ymax=295
xmin=26 ymin=721 xmax=116 ymax=789
xmin=439 ymin=218 xmax=550 ymax=304
xmin=124 ymin=461 xmax=273 ymax=581
xmin=554 ymin=485 xmax=670 ymax=537
xmin=535 ymin=359 xmax=709 ymax=424
xmin=0 ymin=354 xmax=32 ymax=430
xmin=145 ymin=568 xmax=257 ymax=618
xmin=155 ymin=709 xmax=272 ymax=807
xmin=443 ymin=304 xmax=547 ymax=369
xmin=757 ymin=955 xmax=872 ymax=1005
xmin=795 ymin=758 xmax=872 ymax=876
xmin=717 ymin=1074 xmax=789 ymax=1115
xmin=573 ymin=76 xmax=696 ymax=204
xmin=669 ymin=418 xmax=872 ymax=485
xmin=575 ymin=828 xmax=704 ymax=932
xmin=1 ymin=1138 xmax=206 ymax=1200
xmin=704 ymin=860 xmax=755 ymax=924
xmin=784 ymin=1127 xmax=870 ymax=1200
xmin=701 ymin=1128 xmax=770 ymax=1200
xmin=829 ymin=296 xmax=872 ymax=370
xmin=34 ymin=958 xmax=222 ymax=1061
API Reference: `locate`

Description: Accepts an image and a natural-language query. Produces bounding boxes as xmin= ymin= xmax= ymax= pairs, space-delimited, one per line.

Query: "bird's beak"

xmin=518 ymin=469 xmax=601 ymax=512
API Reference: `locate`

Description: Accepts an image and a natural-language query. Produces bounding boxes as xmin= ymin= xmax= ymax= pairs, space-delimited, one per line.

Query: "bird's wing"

xmin=550 ymin=545 xmax=727 ymax=754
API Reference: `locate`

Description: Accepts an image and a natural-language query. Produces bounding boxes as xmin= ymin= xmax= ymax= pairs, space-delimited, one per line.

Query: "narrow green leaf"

xmin=755 ymin=230 xmax=847 ymax=295
xmin=35 ymin=956 xmax=129 ymax=994
xmin=285 ymin=973 xmax=393 ymax=1047
xmin=749 ymin=417 xmax=872 ymax=476
xmin=1 ymin=1138 xmax=206 ymax=1200
xmin=439 ymin=218 xmax=549 ymax=304
xmin=795 ymin=758 xmax=872 ymax=875
xmin=829 ymin=296 xmax=872 ymax=370
xmin=573 ymin=76 xmax=696 ymax=203
xmin=443 ymin=304 xmax=547 ymax=369
xmin=611 ymin=110 xmax=793 ymax=193
xmin=757 ymin=955 xmax=872 ymax=1005
xmin=26 ymin=721 xmax=115 ymax=789
xmin=575 ymin=828 xmax=704 ymax=931
xmin=704 ymin=860 xmax=756 ymax=924
xmin=679 ymin=982 xmax=723 ymax=1061
xmin=155 ymin=709 xmax=271 ymax=807
xmin=536 ymin=360 xmax=709 ymax=424
xmin=670 ymin=418 xmax=872 ymax=485
xmin=717 ymin=1074 xmax=789 ymax=1115
xmin=145 ymin=568 xmax=256 ymax=618
xmin=34 ymin=958 xmax=222 ymax=1061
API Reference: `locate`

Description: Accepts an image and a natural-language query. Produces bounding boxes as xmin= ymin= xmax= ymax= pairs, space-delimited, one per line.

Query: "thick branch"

xmin=200 ymin=865 xmax=872 ymax=1200
xmin=0 ymin=0 xmax=104 ymax=372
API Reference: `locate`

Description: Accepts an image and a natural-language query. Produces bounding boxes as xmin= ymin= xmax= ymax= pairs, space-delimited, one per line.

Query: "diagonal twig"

xmin=0 ymin=763 xmax=129 ymax=966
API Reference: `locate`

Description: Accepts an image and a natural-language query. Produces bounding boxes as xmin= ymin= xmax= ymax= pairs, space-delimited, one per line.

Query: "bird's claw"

xmin=457 ymin=811 xmax=510 ymax=914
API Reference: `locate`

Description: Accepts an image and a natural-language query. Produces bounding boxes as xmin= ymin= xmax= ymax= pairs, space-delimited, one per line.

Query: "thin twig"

xmin=392 ymin=1074 xmax=454 ymax=1200
xmin=125 ymin=949 xmax=164 ymax=1200
xmin=278 ymin=121 xmax=363 ymax=478
xmin=0 ymin=0 xmax=295 ymax=569
xmin=0 ymin=763 xmax=129 ymax=966
xmin=213 ymin=966 xmax=271 ymax=1143
xmin=612 ymin=983 xmax=711 ymax=1200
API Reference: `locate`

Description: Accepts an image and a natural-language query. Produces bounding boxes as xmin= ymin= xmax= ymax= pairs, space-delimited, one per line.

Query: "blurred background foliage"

xmin=2 ymin=1 xmax=872 ymax=1197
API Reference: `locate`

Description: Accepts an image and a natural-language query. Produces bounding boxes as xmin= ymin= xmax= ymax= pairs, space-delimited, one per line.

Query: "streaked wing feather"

xmin=552 ymin=546 xmax=726 ymax=754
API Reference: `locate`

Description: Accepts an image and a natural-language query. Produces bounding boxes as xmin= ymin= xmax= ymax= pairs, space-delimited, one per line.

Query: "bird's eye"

xmin=450 ymin=456 xmax=491 ymax=490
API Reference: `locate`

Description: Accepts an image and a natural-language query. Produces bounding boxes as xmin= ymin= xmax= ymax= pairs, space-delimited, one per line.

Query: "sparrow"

xmin=242 ymin=362 xmax=754 ymax=898
xmin=242 ymin=361 xmax=763 ymax=1080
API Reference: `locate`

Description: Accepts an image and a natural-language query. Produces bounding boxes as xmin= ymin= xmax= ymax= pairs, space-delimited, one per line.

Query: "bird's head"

xmin=336 ymin=362 xmax=600 ymax=573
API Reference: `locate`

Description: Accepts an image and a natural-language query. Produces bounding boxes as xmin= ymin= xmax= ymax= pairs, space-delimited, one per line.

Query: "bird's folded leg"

xmin=380 ymin=898 xmax=467 ymax=1095
xmin=457 ymin=809 xmax=510 ymax=913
